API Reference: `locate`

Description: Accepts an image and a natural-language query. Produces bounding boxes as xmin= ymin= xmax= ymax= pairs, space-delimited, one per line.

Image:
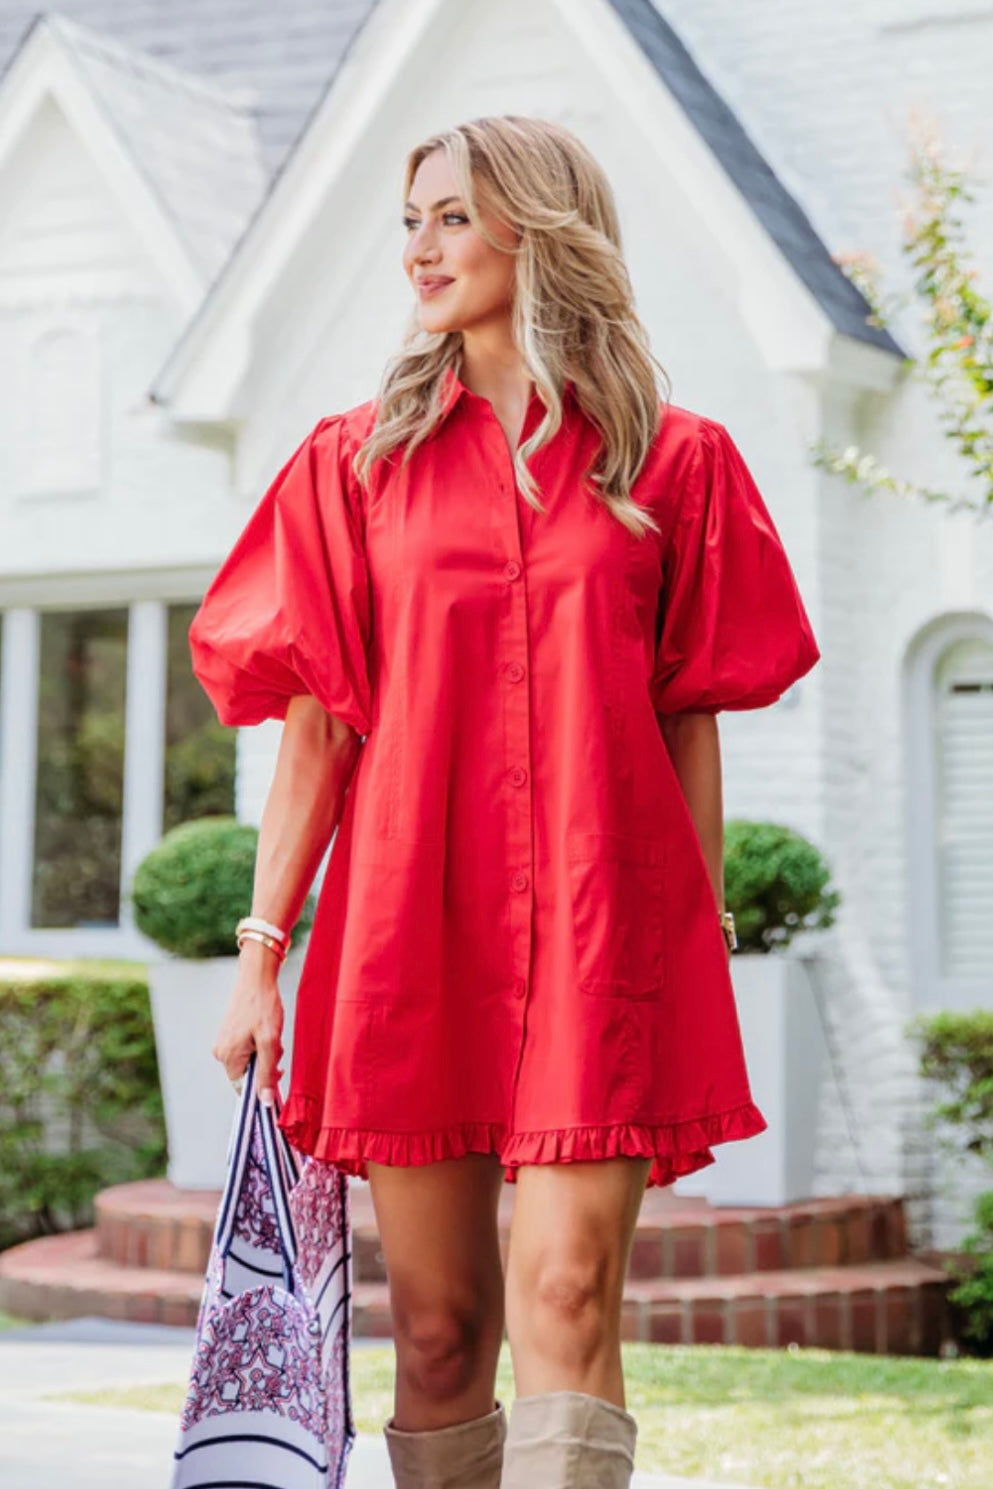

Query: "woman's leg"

xmin=367 ymin=1151 xmax=506 ymax=1428
xmin=503 ymin=1155 xmax=650 ymax=1402
xmin=500 ymin=1156 xmax=652 ymax=1488
xmin=368 ymin=1150 xmax=508 ymax=1488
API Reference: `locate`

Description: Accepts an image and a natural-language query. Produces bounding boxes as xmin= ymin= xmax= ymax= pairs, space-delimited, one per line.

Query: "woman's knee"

xmin=504 ymin=1159 xmax=649 ymax=1341
xmin=509 ymin=1250 xmax=616 ymax=1363
xmin=524 ymin=1253 xmax=616 ymax=1341
xmin=534 ymin=1254 xmax=611 ymax=1317
xmin=392 ymin=1295 xmax=496 ymax=1401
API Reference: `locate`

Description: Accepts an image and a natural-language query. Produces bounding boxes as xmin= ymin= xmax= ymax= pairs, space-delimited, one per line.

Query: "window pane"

xmin=32 ymin=609 xmax=128 ymax=927
xmin=163 ymin=603 xmax=236 ymax=833
xmin=935 ymin=638 xmax=993 ymax=979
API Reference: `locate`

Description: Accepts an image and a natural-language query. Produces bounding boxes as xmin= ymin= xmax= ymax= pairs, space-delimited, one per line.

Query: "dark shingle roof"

xmin=614 ymin=0 xmax=904 ymax=355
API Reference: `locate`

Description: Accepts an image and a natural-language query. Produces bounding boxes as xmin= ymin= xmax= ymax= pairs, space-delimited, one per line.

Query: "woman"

xmin=190 ymin=115 xmax=820 ymax=1489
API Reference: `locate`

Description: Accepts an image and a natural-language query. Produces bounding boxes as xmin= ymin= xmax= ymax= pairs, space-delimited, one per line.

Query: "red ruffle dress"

xmin=189 ymin=367 xmax=820 ymax=1188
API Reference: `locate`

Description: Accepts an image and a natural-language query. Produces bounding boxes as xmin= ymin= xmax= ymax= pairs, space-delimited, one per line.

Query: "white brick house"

xmin=0 ymin=1 xmax=989 ymax=1246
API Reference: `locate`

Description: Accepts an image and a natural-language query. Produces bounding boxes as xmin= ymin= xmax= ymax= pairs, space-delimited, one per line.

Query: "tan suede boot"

xmin=499 ymin=1389 xmax=638 ymax=1489
xmin=383 ymin=1398 xmax=507 ymax=1488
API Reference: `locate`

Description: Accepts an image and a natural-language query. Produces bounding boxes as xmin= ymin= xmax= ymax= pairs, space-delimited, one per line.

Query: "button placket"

xmin=488 ymin=415 xmax=536 ymax=1059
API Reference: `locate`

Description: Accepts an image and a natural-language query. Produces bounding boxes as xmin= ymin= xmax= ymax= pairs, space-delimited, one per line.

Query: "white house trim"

xmin=0 ymin=18 xmax=205 ymax=314
xmin=148 ymin=0 xmax=898 ymax=424
xmin=547 ymin=0 xmax=829 ymax=374
xmin=118 ymin=600 xmax=168 ymax=937
xmin=0 ymin=609 xmax=40 ymax=947
xmin=819 ymin=335 xmax=908 ymax=395
xmin=148 ymin=0 xmax=453 ymax=418
xmin=0 ymin=567 xmax=219 ymax=610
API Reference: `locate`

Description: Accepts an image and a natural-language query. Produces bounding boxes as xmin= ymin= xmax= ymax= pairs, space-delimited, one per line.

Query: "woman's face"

xmin=402 ymin=148 xmax=518 ymax=336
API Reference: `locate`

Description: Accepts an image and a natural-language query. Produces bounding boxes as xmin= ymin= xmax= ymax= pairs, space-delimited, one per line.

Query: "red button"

xmin=514 ymin=978 xmax=527 ymax=999
xmin=508 ymin=766 xmax=527 ymax=787
xmin=504 ymin=559 xmax=521 ymax=581
xmin=511 ymin=871 xmax=529 ymax=892
xmin=506 ymin=662 xmax=525 ymax=682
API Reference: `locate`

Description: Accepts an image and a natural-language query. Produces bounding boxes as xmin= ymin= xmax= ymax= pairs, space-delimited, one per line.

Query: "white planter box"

xmin=675 ymin=951 xmax=827 ymax=1207
xmin=148 ymin=947 xmax=304 ymax=1189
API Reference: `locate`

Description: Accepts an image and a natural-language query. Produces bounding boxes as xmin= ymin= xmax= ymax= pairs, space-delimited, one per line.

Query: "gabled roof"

xmin=0 ymin=1 xmax=905 ymax=377
xmin=17 ymin=13 xmax=268 ymax=284
xmin=609 ymin=0 xmax=903 ymax=357
xmin=0 ymin=2 xmax=379 ymax=175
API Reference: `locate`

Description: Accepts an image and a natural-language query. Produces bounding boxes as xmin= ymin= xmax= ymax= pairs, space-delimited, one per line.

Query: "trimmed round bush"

xmin=723 ymin=818 xmax=839 ymax=953
xmin=130 ymin=816 xmax=314 ymax=959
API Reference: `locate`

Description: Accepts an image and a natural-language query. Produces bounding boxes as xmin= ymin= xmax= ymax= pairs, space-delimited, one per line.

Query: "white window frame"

xmin=904 ymin=611 xmax=993 ymax=1013
xmin=0 ymin=570 xmax=216 ymax=959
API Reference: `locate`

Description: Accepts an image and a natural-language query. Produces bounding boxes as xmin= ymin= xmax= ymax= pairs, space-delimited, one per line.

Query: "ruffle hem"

xmin=279 ymin=1093 xmax=767 ymax=1190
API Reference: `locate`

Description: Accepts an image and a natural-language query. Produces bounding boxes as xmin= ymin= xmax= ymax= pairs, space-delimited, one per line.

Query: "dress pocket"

xmin=565 ymin=832 xmax=666 ymax=999
xmin=338 ymin=839 xmax=444 ymax=1001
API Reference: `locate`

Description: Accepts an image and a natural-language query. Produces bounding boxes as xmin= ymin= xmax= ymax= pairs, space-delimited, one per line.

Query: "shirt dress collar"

xmin=436 ymin=364 xmax=577 ymax=429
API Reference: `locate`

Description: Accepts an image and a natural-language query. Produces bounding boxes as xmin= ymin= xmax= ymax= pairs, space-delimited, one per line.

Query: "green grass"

xmin=50 ymin=1341 xmax=992 ymax=1489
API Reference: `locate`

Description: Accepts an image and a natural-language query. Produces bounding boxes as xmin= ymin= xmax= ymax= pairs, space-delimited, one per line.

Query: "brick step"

xmin=0 ymin=1229 xmax=202 ymax=1328
xmin=0 ymin=1229 xmax=952 ymax=1356
xmin=622 ymin=1259 xmax=952 ymax=1354
xmin=95 ymin=1179 xmax=910 ymax=1281
xmin=352 ymin=1259 xmax=952 ymax=1356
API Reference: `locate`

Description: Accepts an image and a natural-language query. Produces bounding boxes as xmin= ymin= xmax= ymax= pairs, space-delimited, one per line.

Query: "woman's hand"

xmin=212 ymin=941 xmax=285 ymax=1105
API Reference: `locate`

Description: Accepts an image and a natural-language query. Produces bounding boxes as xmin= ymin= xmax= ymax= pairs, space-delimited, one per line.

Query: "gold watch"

xmin=719 ymin=910 xmax=737 ymax=953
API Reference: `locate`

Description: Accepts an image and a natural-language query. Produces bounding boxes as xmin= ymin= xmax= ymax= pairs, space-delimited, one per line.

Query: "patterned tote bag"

xmin=170 ymin=1053 xmax=356 ymax=1488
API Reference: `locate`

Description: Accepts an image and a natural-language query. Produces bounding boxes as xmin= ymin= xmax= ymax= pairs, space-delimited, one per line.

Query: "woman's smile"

xmin=416 ymin=276 xmax=454 ymax=298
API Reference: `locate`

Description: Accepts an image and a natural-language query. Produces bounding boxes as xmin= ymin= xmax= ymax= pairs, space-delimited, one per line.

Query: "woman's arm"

xmin=657 ymin=711 xmax=727 ymax=927
xmin=212 ymin=694 xmax=363 ymax=1103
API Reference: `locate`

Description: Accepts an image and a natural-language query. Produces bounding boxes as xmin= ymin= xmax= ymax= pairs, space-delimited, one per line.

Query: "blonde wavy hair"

xmin=352 ymin=114 xmax=671 ymax=538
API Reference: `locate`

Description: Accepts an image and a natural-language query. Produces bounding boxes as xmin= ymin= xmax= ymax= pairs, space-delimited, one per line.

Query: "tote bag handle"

xmin=214 ymin=1051 xmax=299 ymax=1292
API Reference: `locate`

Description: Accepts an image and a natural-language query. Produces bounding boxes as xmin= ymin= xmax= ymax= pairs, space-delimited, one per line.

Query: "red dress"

xmin=189 ymin=367 xmax=820 ymax=1188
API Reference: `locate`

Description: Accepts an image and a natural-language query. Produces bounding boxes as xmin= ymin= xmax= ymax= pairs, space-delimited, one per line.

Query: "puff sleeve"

xmin=650 ymin=417 xmax=820 ymax=714
xmin=189 ymin=415 xmax=374 ymax=736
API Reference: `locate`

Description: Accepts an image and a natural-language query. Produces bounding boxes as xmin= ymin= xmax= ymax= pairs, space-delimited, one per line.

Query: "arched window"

xmin=23 ymin=323 xmax=102 ymax=495
xmin=934 ymin=638 xmax=993 ymax=981
xmin=905 ymin=616 xmax=993 ymax=1011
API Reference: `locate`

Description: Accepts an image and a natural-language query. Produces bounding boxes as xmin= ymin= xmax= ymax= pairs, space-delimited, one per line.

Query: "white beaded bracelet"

xmin=236 ymin=915 xmax=290 ymax=948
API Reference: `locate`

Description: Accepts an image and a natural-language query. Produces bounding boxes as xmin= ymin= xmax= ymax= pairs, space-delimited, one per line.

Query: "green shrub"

xmin=910 ymin=1009 xmax=993 ymax=1162
xmin=130 ymin=815 xmax=314 ymax=959
xmin=945 ymin=1190 xmax=993 ymax=1356
xmin=0 ymin=965 xmax=165 ymax=1250
xmin=723 ymin=819 xmax=840 ymax=953
xmin=909 ymin=1009 xmax=993 ymax=1356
